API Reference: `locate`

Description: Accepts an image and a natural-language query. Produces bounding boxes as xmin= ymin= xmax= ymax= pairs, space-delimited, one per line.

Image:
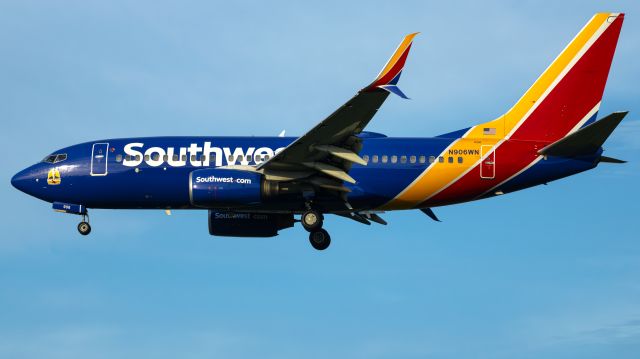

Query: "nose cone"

xmin=11 ymin=168 xmax=34 ymax=194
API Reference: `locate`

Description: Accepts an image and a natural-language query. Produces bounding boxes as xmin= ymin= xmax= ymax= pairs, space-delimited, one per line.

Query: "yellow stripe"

xmin=380 ymin=136 xmax=495 ymax=209
xmin=376 ymin=33 xmax=419 ymax=81
xmin=380 ymin=13 xmax=611 ymax=210
xmin=498 ymin=12 xmax=610 ymax=136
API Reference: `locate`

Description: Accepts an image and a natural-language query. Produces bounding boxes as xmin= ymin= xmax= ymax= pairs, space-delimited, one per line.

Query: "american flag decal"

xmin=483 ymin=127 xmax=496 ymax=135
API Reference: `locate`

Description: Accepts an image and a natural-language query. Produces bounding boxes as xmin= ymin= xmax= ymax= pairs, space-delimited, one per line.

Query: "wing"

xmin=256 ymin=33 xmax=419 ymax=190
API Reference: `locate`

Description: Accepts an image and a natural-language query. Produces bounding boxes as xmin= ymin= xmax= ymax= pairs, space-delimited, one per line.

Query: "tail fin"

xmin=473 ymin=13 xmax=624 ymax=142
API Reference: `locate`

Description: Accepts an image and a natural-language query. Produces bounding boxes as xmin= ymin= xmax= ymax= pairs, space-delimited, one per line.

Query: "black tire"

xmin=77 ymin=221 xmax=91 ymax=235
xmin=309 ymin=229 xmax=331 ymax=250
xmin=301 ymin=210 xmax=323 ymax=232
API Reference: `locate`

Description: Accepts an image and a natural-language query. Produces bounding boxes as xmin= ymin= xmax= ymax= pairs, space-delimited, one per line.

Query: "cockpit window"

xmin=42 ymin=154 xmax=67 ymax=164
xmin=43 ymin=155 xmax=57 ymax=163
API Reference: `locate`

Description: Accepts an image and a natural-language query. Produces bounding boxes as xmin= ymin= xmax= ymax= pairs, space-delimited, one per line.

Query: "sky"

xmin=1 ymin=1 xmax=639 ymax=358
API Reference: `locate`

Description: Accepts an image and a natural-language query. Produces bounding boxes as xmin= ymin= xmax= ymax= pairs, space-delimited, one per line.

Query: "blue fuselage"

xmin=11 ymin=134 xmax=600 ymax=213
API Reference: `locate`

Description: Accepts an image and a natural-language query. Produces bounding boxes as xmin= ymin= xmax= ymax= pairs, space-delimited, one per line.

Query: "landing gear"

xmin=301 ymin=210 xmax=323 ymax=231
xmin=301 ymin=209 xmax=330 ymax=250
xmin=77 ymin=213 xmax=91 ymax=235
xmin=309 ymin=229 xmax=331 ymax=250
xmin=77 ymin=221 xmax=91 ymax=235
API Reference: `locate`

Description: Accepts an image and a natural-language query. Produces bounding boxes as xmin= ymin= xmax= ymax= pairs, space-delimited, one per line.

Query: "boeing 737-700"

xmin=12 ymin=13 xmax=628 ymax=250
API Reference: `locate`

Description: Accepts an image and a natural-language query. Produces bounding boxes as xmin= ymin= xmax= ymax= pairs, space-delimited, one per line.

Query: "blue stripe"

xmin=495 ymin=152 xmax=600 ymax=195
xmin=437 ymin=127 xmax=471 ymax=138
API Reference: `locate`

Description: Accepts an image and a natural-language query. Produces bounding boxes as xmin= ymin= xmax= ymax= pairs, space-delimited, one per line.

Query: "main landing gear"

xmin=77 ymin=213 xmax=91 ymax=236
xmin=302 ymin=209 xmax=330 ymax=250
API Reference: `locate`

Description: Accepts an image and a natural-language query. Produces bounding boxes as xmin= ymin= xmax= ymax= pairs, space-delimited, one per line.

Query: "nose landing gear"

xmin=301 ymin=209 xmax=330 ymax=250
xmin=77 ymin=213 xmax=91 ymax=235
xmin=51 ymin=202 xmax=92 ymax=236
xmin=77 ymin=221 xmax=91 ymax=235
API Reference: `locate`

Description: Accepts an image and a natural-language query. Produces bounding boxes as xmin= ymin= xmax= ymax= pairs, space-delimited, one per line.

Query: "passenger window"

xmin=116 ymin=154 xmax=123 ymax=162
xmin=125 ymin=155 xmax=131 ymax=161
xmin=372 ymin=155 xmax=379 ymax=163
xmin=410 ymin=155 xmax=416 ymax=164
xmin=162 ymin=155 xmax=168 ymax=162
xmin=401 ymin=155 xmax=407 ymax=164
xmin=144 ymin=154 xmax=150 ymax=161
xmin=429 ymin=156 xmax=435 ymax=164
xmin=135 ymin=155 xmax=141 ymax=161
xmin=228 ymin=155 xmax=233 ymax=161
xmin=151 ymin=153 xmax=159 ymax=161
xmin=182 ymin=155 xmax=187 ymax=161
xmin=448 ymin=157 xmax=454 ymax=163
xmin=191 ymin=155 xmax=197 ymax=162
xmin=391 ymin=155 xmax=397 ymax=164
xmin=172 ymin=154 xmax=179 ymax=161
xmin=382 ymin=155 xmax=388 ymax=163
xmin=419 ymin=155 xmax=426 ymax=164
xmin=363 ymin=155 xmax=369 ymax=163
xmin=200 ymin=155 xmax=206 ymax=162
xmin=439 ymin=156 xmax=444 ymax=163
xmin=458 ymin=157 xmax=463 ymax=163
xmin=246 ymin=155 xmax=252 ymax=162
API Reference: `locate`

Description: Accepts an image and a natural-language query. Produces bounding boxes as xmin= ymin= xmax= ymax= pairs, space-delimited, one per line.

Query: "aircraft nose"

xmin=11 ymin=168 xmax=33 ymax=193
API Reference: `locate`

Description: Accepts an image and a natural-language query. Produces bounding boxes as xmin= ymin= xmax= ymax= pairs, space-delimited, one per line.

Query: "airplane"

xmin=11 ymin=13 xmax=628 ymax=250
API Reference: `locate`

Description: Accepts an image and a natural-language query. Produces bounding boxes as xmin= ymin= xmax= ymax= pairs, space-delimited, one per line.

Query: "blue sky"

xmin=1 ymin=1 xmax=639 ymax=358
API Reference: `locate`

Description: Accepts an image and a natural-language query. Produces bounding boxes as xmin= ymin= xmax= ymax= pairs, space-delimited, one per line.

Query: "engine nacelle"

xmin=208 ymin=211 xmax=294 ymax=237
xmin=190 ymin=168 xmax=312 ymax=208
xmin=190 ymin=168 xmax=263 ymax=207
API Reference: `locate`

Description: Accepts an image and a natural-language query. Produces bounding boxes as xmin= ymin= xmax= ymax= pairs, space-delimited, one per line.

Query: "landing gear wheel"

xmin=77 ymin=221 xmax=91 ymax=235
xmin=309 ymin=229 xmax=331 ymax=250
xmin=301 ymin=210 xmax=323 ymax=232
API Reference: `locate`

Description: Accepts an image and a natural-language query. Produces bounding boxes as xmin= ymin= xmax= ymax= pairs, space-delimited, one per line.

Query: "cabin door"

xmin=91 ymin=142 xmax=109 ymax=176
xmin=480 ymin=145 xmax=495 ymax=179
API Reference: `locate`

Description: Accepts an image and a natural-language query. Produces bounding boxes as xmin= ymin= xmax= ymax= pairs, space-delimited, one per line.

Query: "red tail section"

xmin=508 ymin=13 xmax=624 ymax=142
xmin=382 ymin=13 xmax=625 ymax=210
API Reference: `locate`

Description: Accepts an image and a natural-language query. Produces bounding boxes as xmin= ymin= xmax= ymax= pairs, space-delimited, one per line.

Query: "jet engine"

xmin=189 ymin=168 xmax=309 ymax=207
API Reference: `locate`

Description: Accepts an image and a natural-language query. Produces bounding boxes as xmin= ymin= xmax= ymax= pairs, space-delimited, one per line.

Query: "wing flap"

xmin=314 ymin=145 xmax=367 ymax=165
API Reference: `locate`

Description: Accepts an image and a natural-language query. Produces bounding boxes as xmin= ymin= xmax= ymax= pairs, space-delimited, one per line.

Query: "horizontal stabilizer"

xmin=600 ymin=155 xmax=627 ymax=164
xmin=539 ymin=111 xmax=628 ymax=157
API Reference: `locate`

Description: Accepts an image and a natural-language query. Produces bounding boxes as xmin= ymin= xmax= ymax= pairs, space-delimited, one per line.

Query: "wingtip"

xmin=379 ymin=84 xmax=410 ymax=99
xmin=405 ymin=32 xmax=420 ymax=40
xmin=366 ymin=32 xmax=419 ymax=96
